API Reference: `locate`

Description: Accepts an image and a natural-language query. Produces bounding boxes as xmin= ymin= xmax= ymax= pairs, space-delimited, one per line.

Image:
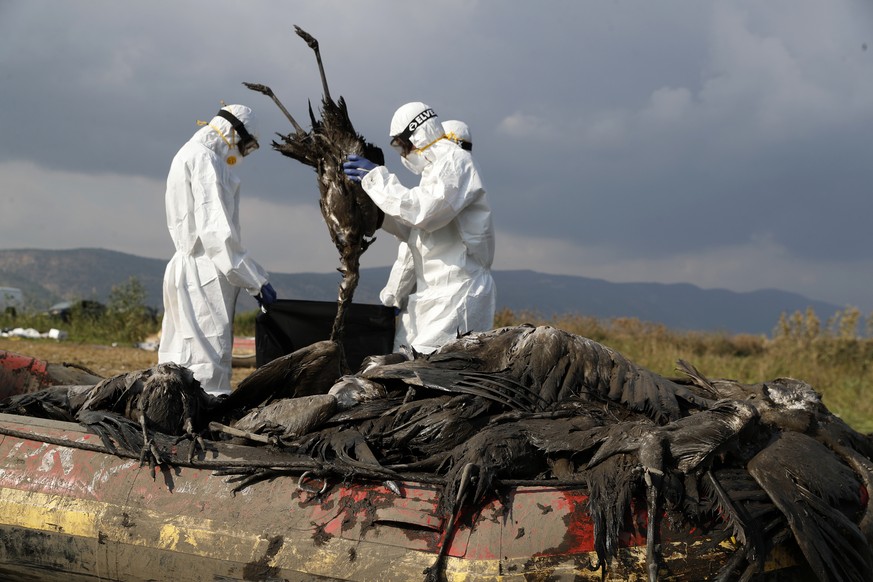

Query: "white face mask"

xmin=400 ymin=150 xmax=428 ymax=175
xmin=226 ymin=144 xmax=245 ymax=168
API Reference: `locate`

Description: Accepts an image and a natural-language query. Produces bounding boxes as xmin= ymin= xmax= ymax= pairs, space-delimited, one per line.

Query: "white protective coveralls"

xmin=379 ymin=119 xmax=472 ymax=311
xmin=158 ymin=104 xmax=270 ymax=395
xmin=380 ymin=242 xmax=415 ymax=312
xmin=362 ymin=103 xmax=496 ymax=353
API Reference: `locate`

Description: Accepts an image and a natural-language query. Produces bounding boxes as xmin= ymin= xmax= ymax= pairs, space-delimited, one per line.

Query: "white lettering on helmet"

xmin=405 ymin=109 xmax=437 ymax=135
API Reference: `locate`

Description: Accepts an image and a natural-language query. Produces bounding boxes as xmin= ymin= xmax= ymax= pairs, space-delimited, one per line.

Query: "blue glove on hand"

xmin=256 ymin=283 xmax=277 ymax=307
xmin=343 ymin=154 xmax=378 ymax=182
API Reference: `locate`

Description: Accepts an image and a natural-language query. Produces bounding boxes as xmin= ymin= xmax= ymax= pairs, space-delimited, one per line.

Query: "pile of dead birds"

xmin=3 ymin=324 xmax=873 ymax=582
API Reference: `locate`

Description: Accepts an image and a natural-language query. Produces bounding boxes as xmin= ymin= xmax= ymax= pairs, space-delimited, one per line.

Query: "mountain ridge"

xmin=0 ymin=248 xmax=842 ymax=336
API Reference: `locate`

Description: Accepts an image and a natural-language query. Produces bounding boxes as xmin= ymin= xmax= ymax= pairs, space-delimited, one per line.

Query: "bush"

xmin=0 ymin=277 xmax=162 ymax=346
xmin=100 ymin=277 xmax=158 ymax=344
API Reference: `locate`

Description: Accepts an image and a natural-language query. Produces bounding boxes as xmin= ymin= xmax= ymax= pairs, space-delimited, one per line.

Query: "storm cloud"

xmin=1 ymin=1 xmax=872 ymax=310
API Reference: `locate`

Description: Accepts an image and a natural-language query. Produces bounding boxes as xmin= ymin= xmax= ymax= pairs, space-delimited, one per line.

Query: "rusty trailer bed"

xmin=0 ymin=411 xmax=800 ymax=581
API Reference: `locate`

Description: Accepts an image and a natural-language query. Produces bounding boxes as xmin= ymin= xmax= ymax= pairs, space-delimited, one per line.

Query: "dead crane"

xmin=244 ymin=26 xmax=384 ymax=371
xmin=220 ymin=325 xmax=873 ymax=582
xmin=75 ymin=363 xmax=213 ymax=472
xmin=4 ymin=325 xmax=873 ymax=581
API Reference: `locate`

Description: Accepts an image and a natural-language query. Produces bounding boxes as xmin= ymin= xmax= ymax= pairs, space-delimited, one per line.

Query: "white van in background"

xmin=0 ymin=287 xmax=24 ymax=316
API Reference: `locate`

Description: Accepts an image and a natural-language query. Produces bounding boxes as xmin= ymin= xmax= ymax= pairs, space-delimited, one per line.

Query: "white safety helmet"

xmin=389 ymin=102 xmax=445 ymax=151
xmin=389 ymin=102 xmax=445 ymax=174
xmin=211 ymin=104 xmax=260 ymax=166
xmin=442 ymin=120 xmax=472 ymax=151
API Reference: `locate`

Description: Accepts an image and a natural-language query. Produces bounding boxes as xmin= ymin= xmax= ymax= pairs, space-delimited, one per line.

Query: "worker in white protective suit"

xmin=379 ymin=119 xmax=474 ymax=314
xmin=343 ymin=103 xmax=495 ymax=353
xmin=159 ymin=104 xmax=277 ymax=396
xmin=442 ymin=119 xmax=473 ymax=151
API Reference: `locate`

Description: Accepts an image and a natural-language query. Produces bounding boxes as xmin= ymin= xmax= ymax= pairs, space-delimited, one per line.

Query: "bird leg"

xmin=242 ymin=82 xmax=306 ymax=136
xmin=643 ymin=466 xmax=663 ymax=582
xmin=135 ymin=410 xmax=169 ymax=479
xmin=387 ymin=451 xmax=451 ymax=472
xmin=424 ymin=463 xmax=478 ymax=582
xmin=412 ymin=369 xmax=544 ymax=412
xmin=175 ymin=395 xmax=208 ymax=462
xmin=330 ymin=253 xmax=360 ymax=344
xmin=638 ymin=433 xmax=666 ymax=582
xmin=294 ymin=26 xmax=332 ymax=104
xmin=455 ymin=372 xmax=548 ymax=412
xmin=224 ymin=468 xmax=292 ymax=494
xmin=175 ymin=417 xmax=207 ymax=463
xmin=131 ymin=381 xmax=175 ymax=477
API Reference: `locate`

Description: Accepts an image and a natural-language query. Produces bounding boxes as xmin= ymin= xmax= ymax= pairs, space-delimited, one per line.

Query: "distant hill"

xmin=0 ymin=248 xmax=843 ymax=336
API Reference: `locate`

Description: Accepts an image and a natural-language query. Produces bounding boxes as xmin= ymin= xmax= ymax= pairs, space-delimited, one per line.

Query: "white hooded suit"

xmin=379 ymin=119 xmax=474 ymax=312
xmin=362 ymin=103 xmax=496 ymax=353
xmin=158 ymin=104 xmax=269 ymax=395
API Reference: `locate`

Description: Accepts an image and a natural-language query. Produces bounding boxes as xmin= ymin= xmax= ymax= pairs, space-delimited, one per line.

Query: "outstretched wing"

xmin=747 ymin=431 xmax=873 ymax=582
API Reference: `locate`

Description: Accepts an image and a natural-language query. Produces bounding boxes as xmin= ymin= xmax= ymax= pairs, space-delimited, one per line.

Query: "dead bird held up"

xmin=244 ymin=25 xmax=384 ymax=370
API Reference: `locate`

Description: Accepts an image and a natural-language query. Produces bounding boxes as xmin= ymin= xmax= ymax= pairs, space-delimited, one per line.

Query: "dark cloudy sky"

xmin=2 ymin=1 xmax=872 ymax=311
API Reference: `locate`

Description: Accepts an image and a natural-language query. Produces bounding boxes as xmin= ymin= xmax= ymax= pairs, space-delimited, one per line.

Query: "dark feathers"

xmin=245 ymin=25 xmax=383 ymax=357
xmin=5 ymin=322 xmax=873 ymax=582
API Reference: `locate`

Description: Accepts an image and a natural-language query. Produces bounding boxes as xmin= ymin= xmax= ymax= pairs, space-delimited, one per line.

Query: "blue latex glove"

xmin=256 ymin=282 xmax=277 ymax=307
xmin=343 ymin=154 xmax=378 ymax=182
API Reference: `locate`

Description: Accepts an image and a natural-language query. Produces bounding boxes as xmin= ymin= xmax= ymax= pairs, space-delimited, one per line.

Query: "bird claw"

xmin=174 ymin=431 xmax=207 ymax=463
xmin=139 ymin=438 xmax=167 ymax=479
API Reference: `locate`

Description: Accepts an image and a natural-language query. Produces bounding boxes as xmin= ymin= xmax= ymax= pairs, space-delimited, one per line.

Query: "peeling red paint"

xmin=0 ymin=350 xmax=51 ymax=400
xmin=0 ymin=413 xmax=792 ymax=580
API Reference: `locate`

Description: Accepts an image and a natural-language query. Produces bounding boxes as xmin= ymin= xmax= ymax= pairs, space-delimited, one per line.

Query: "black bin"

xmin=256 ymin=299 xmax=396 ymax=371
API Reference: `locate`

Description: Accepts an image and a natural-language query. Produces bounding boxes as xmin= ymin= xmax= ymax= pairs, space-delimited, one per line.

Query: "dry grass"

xmin=496 ymin=308 xmax=873 ymax=433
xmin=5 ymin=306 xmax=872 ymax=432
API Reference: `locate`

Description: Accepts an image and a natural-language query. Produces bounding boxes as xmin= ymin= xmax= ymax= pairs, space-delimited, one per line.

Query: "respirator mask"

xmin=216 ymin=109 xmax=259 ymax=158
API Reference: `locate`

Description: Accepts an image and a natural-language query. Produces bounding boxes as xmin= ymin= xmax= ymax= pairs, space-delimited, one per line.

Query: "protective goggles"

xmin=216 ymin=109 xmax=259 ymax=157
xmin=390 ymin=108 xmax=437 ymax=157
xmin=389 ymin=135 xmax=414 ymax=157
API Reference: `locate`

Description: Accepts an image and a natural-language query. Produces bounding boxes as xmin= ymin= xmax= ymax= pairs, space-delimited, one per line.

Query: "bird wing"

xmin=378 ymin=395 xmax=492 ymax=457
xmin=747 ymin=431 xmax=873 ymax=582
xmin=0 ymin=385 xmax=79 ymax=421
xmin=215 ymin=340 xmax=342 ymax=415
xmin=322 ymin=429 xmax=399 ymax=479
xmin=700 ymin=468 xmax=786 ymax=572
xmin=323 ymin=397 xmax=401 ymax=425
xmin=584 ymin=454 xmax=639 ymax=568
xmin=663 ymin=399 xmax=759 ymax=473
xmin=232 ymin=394 xmax=337 ymax=437
xmin=76 ymin=409 xmax=147 ymax=455
xmin=436 ymin=423 xmax=542 ymax=517
xmin=446 ymin=326 xmax=717 ymax=421
xmin=78 ymin=370 xmax=144 ymax=414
